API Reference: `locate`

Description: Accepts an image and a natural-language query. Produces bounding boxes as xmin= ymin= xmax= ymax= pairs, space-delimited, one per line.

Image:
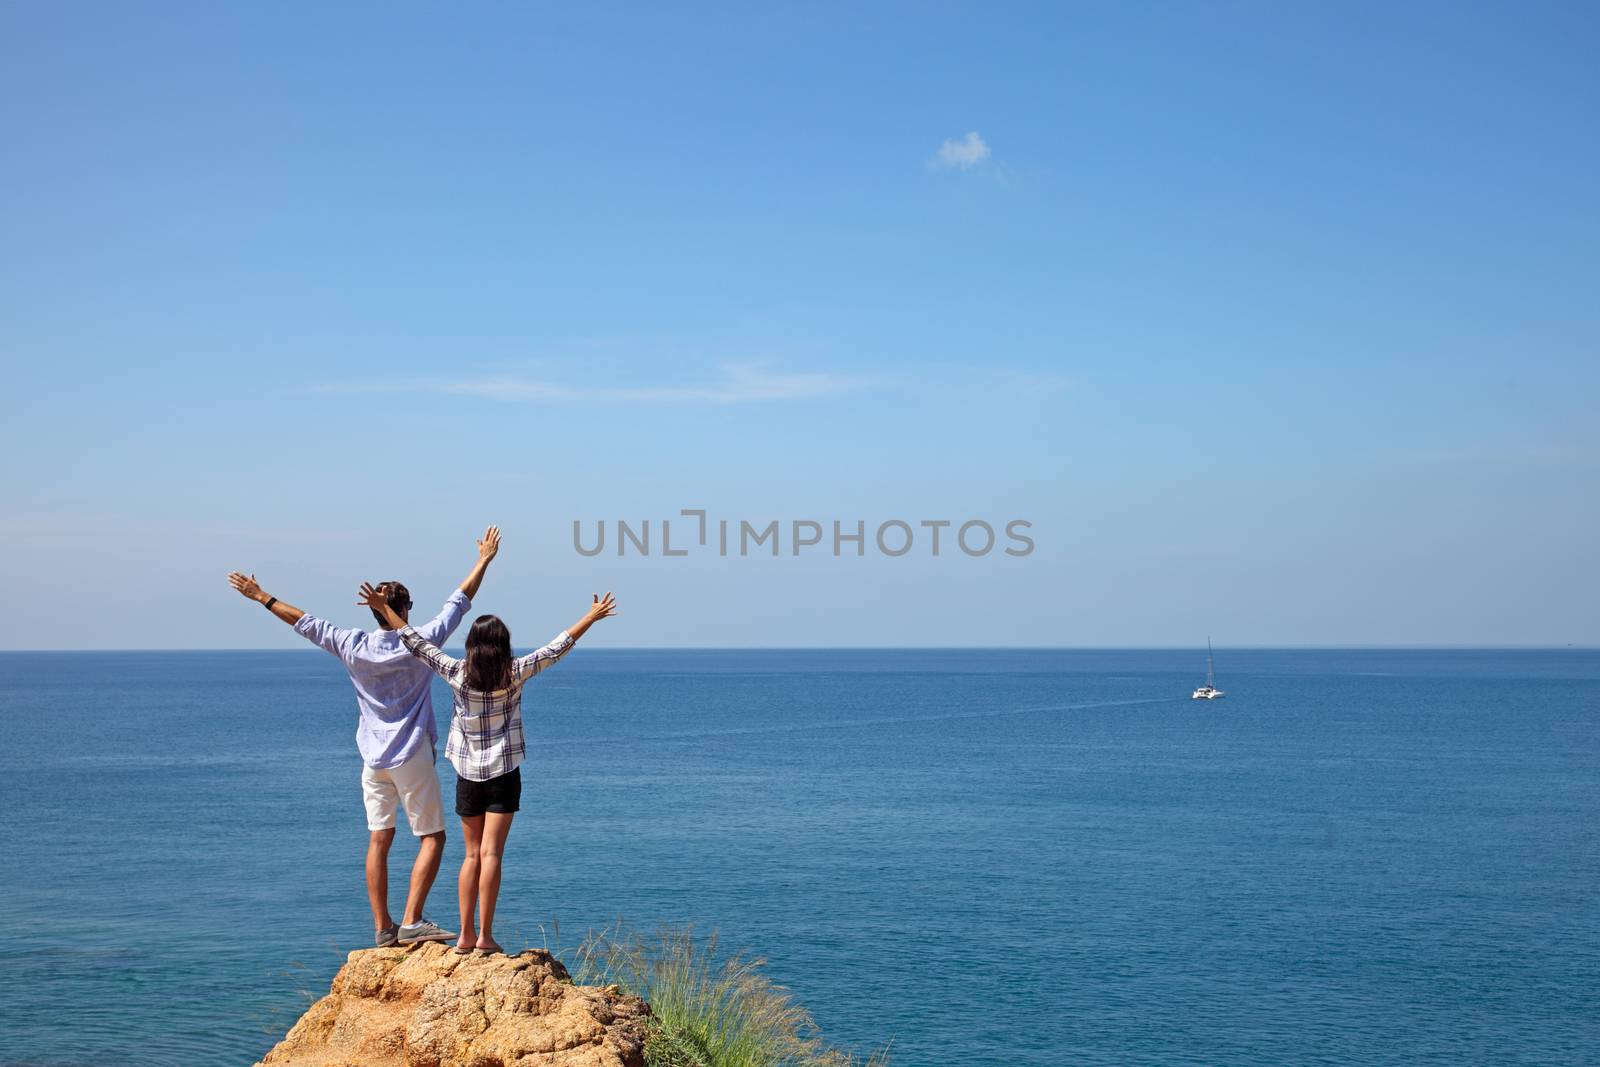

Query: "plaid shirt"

xmin=398 ymin=624 xmax=574 ymax=783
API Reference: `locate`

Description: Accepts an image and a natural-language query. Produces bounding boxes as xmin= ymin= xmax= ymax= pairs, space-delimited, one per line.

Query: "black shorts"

xmin=456 ymin=767 xmax=521 ymax=817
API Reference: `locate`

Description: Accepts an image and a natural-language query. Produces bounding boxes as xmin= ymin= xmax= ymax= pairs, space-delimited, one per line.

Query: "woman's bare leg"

xmin=476 ymin=811 xmax=516 ymax=951
xmin=457 ymin=815 xmax=484 ymax=951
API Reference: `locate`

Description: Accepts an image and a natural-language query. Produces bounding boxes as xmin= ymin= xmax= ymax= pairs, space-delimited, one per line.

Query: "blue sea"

xmin=1 ymin=648 xmax=1596 ymax=1066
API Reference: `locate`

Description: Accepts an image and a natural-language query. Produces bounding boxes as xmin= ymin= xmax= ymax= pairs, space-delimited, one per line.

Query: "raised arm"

xmin=228 ymin=572 xmax=306 ymax=626
xmin=359 ymin=582 xmax=462 ymax=680
xmin=565 ymin=591 xmax=618 ymax=645
xmin=230 ymin=571 xmax=359 ymax=659
xmin=515 ymin=592 xmax=619 ymax=680
xmin=458 ymin=525 xmax=500 ymax=600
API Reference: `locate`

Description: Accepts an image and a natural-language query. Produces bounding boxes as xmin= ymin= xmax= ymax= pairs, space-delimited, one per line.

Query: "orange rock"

xmin=257 ymin=942 xmax=650 ymax=1067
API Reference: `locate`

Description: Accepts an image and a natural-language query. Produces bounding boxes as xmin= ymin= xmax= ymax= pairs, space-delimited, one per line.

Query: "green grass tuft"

xmin=573 ymin=923 xmax=889 ymax=1067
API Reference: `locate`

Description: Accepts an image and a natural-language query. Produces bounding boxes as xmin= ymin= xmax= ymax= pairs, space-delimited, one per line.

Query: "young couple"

xmin=227 ymin=526 xmax=617 ymax=955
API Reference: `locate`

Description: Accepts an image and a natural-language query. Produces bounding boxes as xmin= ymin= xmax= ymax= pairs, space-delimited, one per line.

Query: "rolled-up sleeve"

xmin=515 ymin=631 xmax=574 ymax=681
xmin=417 ymin=590 xmax=472 ymax=645
xmin=294 ymin=614 xmax=357 ymax=660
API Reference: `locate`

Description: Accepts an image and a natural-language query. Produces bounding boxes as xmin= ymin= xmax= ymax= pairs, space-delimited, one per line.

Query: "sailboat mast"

xmin=1206 ymin=636 xmax=1215 ymax=687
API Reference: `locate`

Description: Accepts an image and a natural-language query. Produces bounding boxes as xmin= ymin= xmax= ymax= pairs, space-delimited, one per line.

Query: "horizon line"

xmin=2 ymin=644 xmax=1597 ymax=654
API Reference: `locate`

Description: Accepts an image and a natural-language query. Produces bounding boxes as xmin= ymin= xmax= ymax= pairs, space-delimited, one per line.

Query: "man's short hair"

xmin=371 ymin=581 xmax=412 ymax=626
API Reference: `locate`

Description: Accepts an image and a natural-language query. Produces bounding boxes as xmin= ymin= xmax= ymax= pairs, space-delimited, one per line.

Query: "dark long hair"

xmin=464 ymin=614 xmax=513 ymax=691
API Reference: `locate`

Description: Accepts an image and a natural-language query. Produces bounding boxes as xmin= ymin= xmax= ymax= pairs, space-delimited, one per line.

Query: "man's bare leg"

xmin=401 ymin=830 xmax=445 ymax=927
xmin=367 ymin=828 xmax=396 ymax=933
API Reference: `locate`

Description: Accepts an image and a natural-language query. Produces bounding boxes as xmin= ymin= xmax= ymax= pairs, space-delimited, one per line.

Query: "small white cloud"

xmin=314 ymin=363 xmax=870 ymax=407
xmin=932 ymin=131 xmax=991 ymax=170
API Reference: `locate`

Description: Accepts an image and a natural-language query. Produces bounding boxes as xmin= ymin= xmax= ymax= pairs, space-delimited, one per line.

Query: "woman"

xmin=359 ymin=581 xmax=618 ymax=956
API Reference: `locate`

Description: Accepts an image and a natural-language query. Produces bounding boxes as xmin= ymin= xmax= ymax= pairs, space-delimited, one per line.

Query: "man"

xmin=226 ymin=525 xmax=501 ymax=947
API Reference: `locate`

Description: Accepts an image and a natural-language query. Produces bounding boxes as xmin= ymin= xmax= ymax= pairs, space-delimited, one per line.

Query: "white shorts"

xmin=361 ymin=744 xmax=446 ymax=836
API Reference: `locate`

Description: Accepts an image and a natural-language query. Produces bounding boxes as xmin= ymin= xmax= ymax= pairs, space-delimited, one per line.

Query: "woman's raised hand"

xmin=587 ymin=591 xmax=619 ymax=621
xmin=564 ymin=591 xmax=619 ymax=644
xmin=356 ymin=581 xmax=389 ymax=611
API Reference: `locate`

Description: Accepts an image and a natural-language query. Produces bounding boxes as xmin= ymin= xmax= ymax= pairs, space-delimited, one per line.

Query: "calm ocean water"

xmin=0 ymin=648 xmax=1596 ymax=1066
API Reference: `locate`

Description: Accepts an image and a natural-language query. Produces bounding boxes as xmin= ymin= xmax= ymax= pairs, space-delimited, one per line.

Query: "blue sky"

xmin=1 ymin=1 xmax=1595 ymax=649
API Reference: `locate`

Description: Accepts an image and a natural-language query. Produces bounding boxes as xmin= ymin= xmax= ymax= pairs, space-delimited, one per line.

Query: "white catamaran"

xmin=1192 ymin=637 xmax=1225 ymax=700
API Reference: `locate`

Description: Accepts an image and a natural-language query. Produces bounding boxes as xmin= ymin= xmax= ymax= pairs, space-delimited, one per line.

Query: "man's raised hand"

xmin=228 ymin=572 xmax=263 ymax=602
xmin=229 ymin=573 xmax=306 ymax=625
xmin=458 ymin=524 xmax=501 ymax=599
xmin=478 ymin=525 xmax=501 ymax=562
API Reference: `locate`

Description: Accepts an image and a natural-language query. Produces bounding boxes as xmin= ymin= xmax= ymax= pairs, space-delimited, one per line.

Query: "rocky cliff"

xmin=256 ymin=941 xmax=651 ymax=1067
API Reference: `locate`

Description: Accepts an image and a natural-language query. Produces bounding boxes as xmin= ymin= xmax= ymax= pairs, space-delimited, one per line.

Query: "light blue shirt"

xmin=294 ymin=591 xmax=472 ymax=769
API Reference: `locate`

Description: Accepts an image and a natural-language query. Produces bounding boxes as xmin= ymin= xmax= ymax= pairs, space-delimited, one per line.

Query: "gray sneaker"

xmin=397 ymin=918 xmax=456 ymax=945
xmin=375 ymin=924 xmax=399 ymax=948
